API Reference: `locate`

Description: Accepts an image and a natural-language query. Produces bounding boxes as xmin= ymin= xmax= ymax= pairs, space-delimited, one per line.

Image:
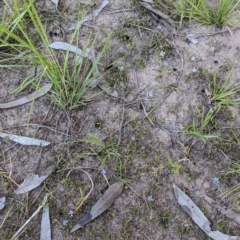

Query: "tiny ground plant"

xmin=171 ymin=0 xmax=240 ymax=26
xmin=184 ymin=107 xmax=219 ymax=142
xmin=185 ymin=68 xmax=240 ymax=141
xmin=114 ymin=28 xmax=136 ymax=49
xmin=167 ymin=155 xmax=181 ymax=175
xmin=0 ymin=0 xmax=111 ymax=110
xmin=208 ymin=69 xmax=240 ymax=110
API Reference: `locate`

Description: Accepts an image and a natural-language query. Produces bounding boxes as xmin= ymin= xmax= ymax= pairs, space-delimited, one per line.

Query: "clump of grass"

xmin=171 ymin=0 xmax=240 ymax=27
xmin=184 ymin=107 xmax=219 ymax=141
xmin=0 ymin=0 xmax=111 ymax=110
xmin=208 ymin=69 xmax=240 ymax=110
xmin=184 ymin=68 xmax=240 ymax=141
xmin=167 ymin=155 xmax=181 ymax=175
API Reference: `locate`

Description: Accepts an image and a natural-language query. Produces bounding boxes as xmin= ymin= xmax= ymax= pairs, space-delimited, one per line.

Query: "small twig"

xmin=65 ymin=167 xmax=94 ymax=212
xmin=146 ymin=91 xmax=173 ymax=117
xmin=141 ymin=102 xmax=154 ymax=126
xmin=105 ymin=8 xmax=133 ymax=14
xmin=210 ymin=143 xmax=230 ymax=161
xmin=125 ymin=98 xmax=151 ymax=107
xmin=194 ymin=27 xmax=240 ymax=38
xmin=10 ymin=194 xmax=48 ymax=240
xmin=118 ymin=102 xmax=125 ymax=145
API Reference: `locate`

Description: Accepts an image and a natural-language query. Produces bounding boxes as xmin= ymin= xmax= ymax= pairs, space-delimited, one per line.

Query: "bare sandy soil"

xmin=1 ymin=0 xmax=240 ymax=239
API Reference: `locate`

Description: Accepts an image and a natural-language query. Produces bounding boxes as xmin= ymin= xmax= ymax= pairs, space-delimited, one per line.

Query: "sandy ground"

xmin=1 ymin=0 xmax=240 ymax=239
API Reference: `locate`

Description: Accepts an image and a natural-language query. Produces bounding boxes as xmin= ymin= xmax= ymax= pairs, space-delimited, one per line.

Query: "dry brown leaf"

xmin=173 ymin=183 xmax=240 ymax=240
xmin=71 ymin=182 xmax=123 ymax=233
xmin=0 ymin=83 xmax=52 ymax=109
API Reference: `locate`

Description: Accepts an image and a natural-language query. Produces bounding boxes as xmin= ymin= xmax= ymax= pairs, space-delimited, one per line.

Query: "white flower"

xmin=212 ymin=177 xmax=219 ymax=184
xmin=131 ymin=136 xmax=135 ymax=141
xmin=160 ymin=50 xmax=165 ymax=58
xmin=191 ymin=56 xmax=195 ymax=61
xmin=191 ymin=67 xmax=197 ymax=73
xmin=147 ymin=195 xmax=154 ymax=202
xmin=211 ymin=47 xmax=215 ymax=52
xmin=101 ymin=169 xmax=107 ymax=176
xmin=118 ymin=66 xmax=124 ymax=71
xmin=148 ymin=91 xmax=153 ymax=98
xmin=68 ymin=210 xmax=74 ymax=217
xmin=63 ymin=219 xmax=68 ymax=226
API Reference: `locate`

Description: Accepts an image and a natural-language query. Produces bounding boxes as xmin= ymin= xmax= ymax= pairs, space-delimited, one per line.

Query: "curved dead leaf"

xmin=0 ymin=83 xmax=52 ymax=109
xmin=0 ymin=197 xmax=6 ymax=210
xmin=15 ymin=174 xmax=48 ymax=194
xmin=40 ymin=204 xmax=51 ymax=240
xmin=68 ymin=0 xmax=109 ymax=30
xmin=173 ymin=183 xmax=240 ymax=240
xmin=0 ymin=132 xmax=50 ymax=146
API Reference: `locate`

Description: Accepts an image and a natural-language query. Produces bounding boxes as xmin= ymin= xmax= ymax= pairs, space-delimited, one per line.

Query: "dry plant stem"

xmin=210 ymin=143 xmax=230 ymax=161
xmin=76 ymin=115 xmax=89 ymax=134
xmin=118 ymin=102 xmax=125 ymax=145
xmin=10 ymin=194 xmax=49 ymax=240
xmin=64 ymin=110 xmax=71 ymax=140
xmin=105 ymin=9 xmax=133 ymax=14
xmin=30 ymin=186 xmax=45 ymax=208
xmin=3 ymin=143 xmax=18 ymax=154
xmin=66 ymin=167 xmax=94 ymax=211
xmin=140 ymin=2 xmax=176 ymax=32
xmin=127 ymin=185 xmax=146 ymax=201
xmin=170 ymin=36 xmax=184 ymax=79
xmin=146 ymin=90 xmax=174 ymax=117
xmin=125 ymin=84 xmax=150 ymax=107
xmin=0 ymin=205 xmax=13 ymax=228
xmin=0 ymin=171 xmax=23 ymax=194
xmin=141 ymin=102 xmax=154 ymax=125
xmin=218 ymin=184 xmax=240 ymax=201
xmin=101 ymin=116 xmax=138 ymax=141
xmin=125 ymin=98 xmax=151 ymax=106
xmin=101 ymin=92 xmax=173 ymax=141
xmin=192 ymin=27 xmax=240 ymax=38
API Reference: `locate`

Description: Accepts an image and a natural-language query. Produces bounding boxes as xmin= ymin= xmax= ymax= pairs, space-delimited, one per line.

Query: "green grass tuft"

xmin=0 ymin=0 xmax=111 ymax=110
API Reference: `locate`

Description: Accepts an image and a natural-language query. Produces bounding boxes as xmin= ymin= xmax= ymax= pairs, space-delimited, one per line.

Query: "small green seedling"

xmin=210 ymin=69 xmax=240 ymax=111
xmin=184 ymin=107 xmax=219 ymax=142
xmin=167 ymin=155 xmax=181 ymax=176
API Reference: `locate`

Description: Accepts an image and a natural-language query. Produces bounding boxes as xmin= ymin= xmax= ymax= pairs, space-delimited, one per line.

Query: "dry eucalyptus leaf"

xmin=204 ymin=195 xmax=240 ymax=225
xmin=50 ymin=0 xmax=58 ymax=6
xmin=49 ymin=42 xmax=92 ymax=62
xmin=187 ymin=33 xmax=199 ymax=44
xmin=0 ymin=132 xmax=50 ymax=146
xmin=98 ymin=80 xmax=119 ymax=98
xmin=0 ymin=196 xmax=6 ymax=210
xmin=141 ymin=0 xmax=153 ymax=3
xmin=140 ymin=2 xmax=176 ymax=33
xmin=40 ymin=204 xmax=51 ymax=240
xmin=173 ymin=183 xmax=240 ymax=240
xmin=0 ymin=83 xmax=52 ymax=109
xmin=87 ymin=48 xmax=119 ymax=97
xmin=71 ymin=182 xmax=124 ymax=233
xmin=15 ymin=174 xmax=48 ymax=194
xmin=79 ymin=0 xmax=95 ymax=5
xmin=68 ymin=0 xmax=109 ymax=30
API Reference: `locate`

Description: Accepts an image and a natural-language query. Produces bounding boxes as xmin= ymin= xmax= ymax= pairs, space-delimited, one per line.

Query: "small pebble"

xmin=203 ymin=182 xmax=210 ymax=189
